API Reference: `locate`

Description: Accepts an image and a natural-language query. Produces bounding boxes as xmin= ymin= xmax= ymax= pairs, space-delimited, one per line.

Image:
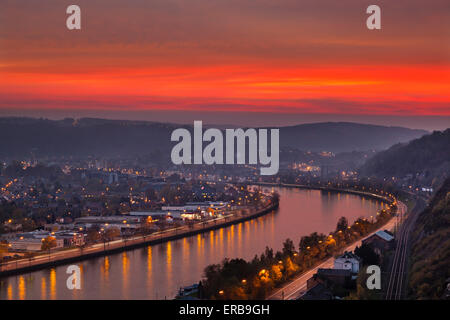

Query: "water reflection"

xmin=0 ymin=188 xmax=386 ymax=300
xmin=122 ymin=252 xmax=129 ymax=299
xmin=18 ymin=276 xmax=25 ymax=300
xmin=41 ymin=277 xmax=46 ymax=300
xmin=49 ymin=268 xmax=56 ymax=300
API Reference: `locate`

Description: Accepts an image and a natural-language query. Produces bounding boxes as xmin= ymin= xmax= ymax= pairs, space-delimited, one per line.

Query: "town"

xmin=0 ymin=159 xmax=275 ymax=263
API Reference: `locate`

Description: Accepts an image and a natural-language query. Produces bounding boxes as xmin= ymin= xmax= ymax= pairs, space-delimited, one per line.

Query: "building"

xmin=74 ymin=216 xmax=142 ymax=235
xmin=308 ymin=268 xmax=353 ymax=288
xmin=300 ymin=282 xmax=333 ymax=300
xmin=129 ymin=210 xmax=181 ymax=219
xmin=10 ymin=237 xmax=64 ymax=252
xmin=55 ymin=232 xmax=85 ymax=247
xmin=334 ymin=251 xmax=361 ymax=276
xmin=163 ymin=201 xmax=229 ymax=213
xmin=192 ymin=185 xmax=216 ymax=198
xmin=362 ymin=230 xmax=395 ymax=255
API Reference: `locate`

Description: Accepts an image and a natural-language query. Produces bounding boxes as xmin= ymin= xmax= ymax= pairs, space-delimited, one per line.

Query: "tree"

xmin=41 ymin=236 xmax=57 ymax=251
xmin=355 ymin=244 xmax=380 ymax=266
xmin=336 ymin=216 xmax=348 ymax=232
xmin=87 ymin=228 xmax=101 ymax=243
xmin=282 ymin=238 xmax=295 ymax=257
xmin=299 ymin=232 xmax=325 ymax=251
xmin=104 ymin=227 xmax=120 ymax=241
xmin=0 ymin=243 xmax=6 ymax=258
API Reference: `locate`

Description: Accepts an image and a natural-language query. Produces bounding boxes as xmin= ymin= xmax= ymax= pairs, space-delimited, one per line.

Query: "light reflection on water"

xmin=0 ymin=188 xmax=386 ymax=300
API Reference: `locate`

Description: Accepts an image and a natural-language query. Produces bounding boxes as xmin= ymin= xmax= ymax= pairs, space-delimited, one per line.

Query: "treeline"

xmin=201 ymin=204 xmax=395 ymax=299
xmin=409 ymin=178 xmax=450 ymax=299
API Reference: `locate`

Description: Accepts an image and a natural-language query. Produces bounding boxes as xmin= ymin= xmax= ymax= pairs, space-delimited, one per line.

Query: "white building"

xmin=334 ymin=251 xmax=361 ymax=275
xmin=10 ymin=237 xmax=64 ymax=252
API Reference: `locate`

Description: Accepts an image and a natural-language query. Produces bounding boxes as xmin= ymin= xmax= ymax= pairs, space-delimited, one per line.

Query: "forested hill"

xmin=0 ymin=117 xmax=427 ymax=158
xmin=279 ymin=122 xmax=427 ymax=152
xmin=360 ymin=129 xmax=450 ymax=181
xmin=408 ymin=178 xmax=450 ymax=299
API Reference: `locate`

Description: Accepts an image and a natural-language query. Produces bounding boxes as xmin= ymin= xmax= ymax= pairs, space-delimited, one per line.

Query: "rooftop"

xmin=375 ymin=230 xmax=394 ymax=242
xmin=317 ymin=268 xmax=352 ymax=277
xmin=336 ymin=251 xmax=361 ymax=261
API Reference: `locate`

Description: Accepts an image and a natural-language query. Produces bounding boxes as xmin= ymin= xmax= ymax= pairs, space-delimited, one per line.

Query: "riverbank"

xmin=0 ymin=184 xmax=394 ymax=279
xmin=256 ymin=182 xmax=399 ymax=300
xmin=267 ymin=201 xmax=404 ymax=300
xmin=256 ymin=182 xmax=394 ymax=204
xmin=0 ymin=199 xmax=279 ymax=277
xmin=196 ymin=183 xmax=399 ymax=300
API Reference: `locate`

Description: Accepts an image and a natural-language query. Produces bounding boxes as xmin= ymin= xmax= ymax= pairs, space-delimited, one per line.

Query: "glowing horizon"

xmin=0 ymin=0 xmax=449 ymax=127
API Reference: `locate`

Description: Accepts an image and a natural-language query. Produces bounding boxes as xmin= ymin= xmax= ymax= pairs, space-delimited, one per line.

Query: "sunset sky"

xmin=0 ymin=0 xmax=449 ymax=129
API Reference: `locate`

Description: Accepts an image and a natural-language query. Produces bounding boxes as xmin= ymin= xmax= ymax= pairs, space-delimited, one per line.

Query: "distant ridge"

xmin=279 ymin=122 xmax=427 ymax=152
xmin=0 ymin=117 xmax=428 ymax=158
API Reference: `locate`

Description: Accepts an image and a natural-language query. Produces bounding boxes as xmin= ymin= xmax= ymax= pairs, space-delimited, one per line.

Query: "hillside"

xmin=408 ymin=179 xmax=450 ymax=299
xmin=0 ymin=117 xmax=178 ymax=160
xmin=279 ymin=122 xmax=427 ymax=152
xmin=360 ymin=129 xmax=450 ymax=182
xmin=0 ymin=118 xmax=427 ymax=160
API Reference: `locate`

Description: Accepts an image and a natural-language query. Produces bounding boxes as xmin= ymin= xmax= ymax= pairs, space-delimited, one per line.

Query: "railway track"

xmin=385 ymin=201 xmax=420 ymax=300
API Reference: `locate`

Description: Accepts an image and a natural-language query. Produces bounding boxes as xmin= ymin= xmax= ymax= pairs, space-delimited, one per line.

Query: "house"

xmin=313 ymin=268 xmax=353 ymax=287
xmin=334 ymin=251 xmax=361 ymax=276
xmin=362 ymin=230 xmax=395 ymax=256
xmin=300 ymin=282 xmax=333 ymax=300
xmin=192 ymin=185 xmax=216 ymax=198
xmin=55 ymin=232 xmax=85 ymax=247
xmin=84 ymin=201 xmax=105 ymax=214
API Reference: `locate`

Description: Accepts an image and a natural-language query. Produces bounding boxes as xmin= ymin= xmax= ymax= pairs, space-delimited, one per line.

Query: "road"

xmin=267 ymin=201 xmax=406 ymax=300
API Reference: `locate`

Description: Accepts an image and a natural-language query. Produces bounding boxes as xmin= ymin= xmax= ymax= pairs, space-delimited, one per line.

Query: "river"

xmin=0 ymin=187 xmax=387 ymax=300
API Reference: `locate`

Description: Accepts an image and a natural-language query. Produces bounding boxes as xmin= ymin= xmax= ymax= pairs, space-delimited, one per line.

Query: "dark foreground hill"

xmin=0 ymin=117 xmax=427 ymax=159
xmin=408 ymin=178 xmax=450 ymax=299
xmin=360 ymin=129 xmax=450 ymax=181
